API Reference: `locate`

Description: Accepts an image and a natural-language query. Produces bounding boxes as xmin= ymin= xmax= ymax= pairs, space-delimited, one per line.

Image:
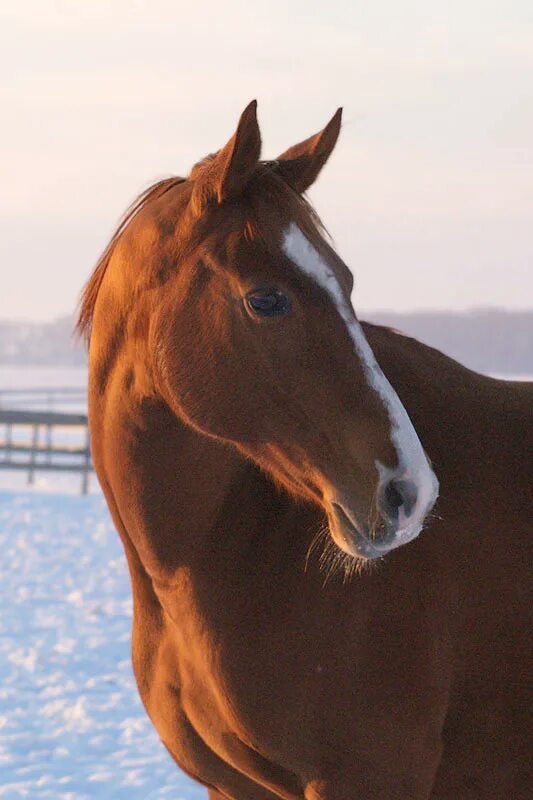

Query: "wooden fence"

xmin=0 ymin=390 xmax=93 ymax=494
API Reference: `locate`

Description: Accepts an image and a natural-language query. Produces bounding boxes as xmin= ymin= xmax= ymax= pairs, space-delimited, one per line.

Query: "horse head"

xmin=82 ymin=101 xmax=438 ymax=561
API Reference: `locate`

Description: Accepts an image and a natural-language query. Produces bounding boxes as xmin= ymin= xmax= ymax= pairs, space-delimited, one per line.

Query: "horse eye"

xmin=246 ymin=289 xmax=292 ymax=317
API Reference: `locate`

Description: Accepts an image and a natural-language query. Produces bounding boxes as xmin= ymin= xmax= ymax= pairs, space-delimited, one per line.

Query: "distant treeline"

xmin=0 ymin=317 xmax=84 ymax=367
xmin=1 ymin=310 xmax=532 ymax=375
xmin=365 ymin=309 xmax=532 ymax=375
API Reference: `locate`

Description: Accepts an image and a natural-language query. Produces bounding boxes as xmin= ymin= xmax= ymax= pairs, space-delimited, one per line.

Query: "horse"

xmin=78 ymin=101 xmax=532 ymax=799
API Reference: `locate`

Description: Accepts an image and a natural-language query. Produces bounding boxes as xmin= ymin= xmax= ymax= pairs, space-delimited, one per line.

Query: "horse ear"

xmin=275 ymin=108 xmax=342 ymax=193
xmin=191 ymin=100 xmax=261 ymax=216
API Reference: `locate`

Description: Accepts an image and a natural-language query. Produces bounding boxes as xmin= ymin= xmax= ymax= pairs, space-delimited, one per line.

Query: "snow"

xmin=0 ymin=489 xmax=204 ymax=800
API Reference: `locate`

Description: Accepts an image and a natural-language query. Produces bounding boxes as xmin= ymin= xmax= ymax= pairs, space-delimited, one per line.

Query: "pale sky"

xmin=2 ymin=0 xmax=532 ymax=320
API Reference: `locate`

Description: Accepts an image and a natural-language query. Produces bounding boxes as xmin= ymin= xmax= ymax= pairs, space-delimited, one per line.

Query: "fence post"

xmin=81 ymin=425 xmax=91 ymax=495
xmin=27 ymin=424 xmax=39 ymax=485
xmin=45 ymin=423 xmax=53 ymax=464
xmin=0 ymin=405 xmax=92 ymax=489
xmin=5 ymin=423 xmax=12 ymax=459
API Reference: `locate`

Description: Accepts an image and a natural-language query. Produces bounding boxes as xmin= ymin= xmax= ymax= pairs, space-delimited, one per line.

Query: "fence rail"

xmin=0 ymin=395 xmax=93 ymax=493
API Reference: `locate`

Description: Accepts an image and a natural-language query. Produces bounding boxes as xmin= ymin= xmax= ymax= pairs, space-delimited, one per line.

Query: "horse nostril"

xmin=381 ymin=478 xmax=418 ymax=523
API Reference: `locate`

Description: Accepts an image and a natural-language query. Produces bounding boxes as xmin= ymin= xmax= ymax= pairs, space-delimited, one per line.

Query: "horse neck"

xmin=362 ymin=322 xmax=533 ymax=511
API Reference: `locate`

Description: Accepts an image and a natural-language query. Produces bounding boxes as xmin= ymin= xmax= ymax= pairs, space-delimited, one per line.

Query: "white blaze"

xmin=282 ymin=223 xmax=438 ymax=546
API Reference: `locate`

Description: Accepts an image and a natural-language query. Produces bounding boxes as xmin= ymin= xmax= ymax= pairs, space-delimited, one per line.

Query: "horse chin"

xmin=328 ymin=502 xmax=424 ymax=561
xmin=329 ymin=516 xmax=386 ymax=562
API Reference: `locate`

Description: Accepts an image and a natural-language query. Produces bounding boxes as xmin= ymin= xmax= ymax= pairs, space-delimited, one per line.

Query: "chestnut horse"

xmin=79 ymin=102 xmax=532 ymax=799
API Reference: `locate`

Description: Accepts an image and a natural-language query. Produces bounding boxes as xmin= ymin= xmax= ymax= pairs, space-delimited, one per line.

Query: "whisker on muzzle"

xmin=305 ymin=518 xmax=372 ymax=585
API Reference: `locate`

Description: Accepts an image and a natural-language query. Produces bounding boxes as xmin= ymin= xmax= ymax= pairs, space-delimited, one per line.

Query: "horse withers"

xmin=79 ymin=102 xmax=532 ymax=799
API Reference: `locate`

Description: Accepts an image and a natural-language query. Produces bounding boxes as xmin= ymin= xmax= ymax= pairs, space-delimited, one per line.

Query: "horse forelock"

xmin=217 ymin=169 xmax=330 ymax=258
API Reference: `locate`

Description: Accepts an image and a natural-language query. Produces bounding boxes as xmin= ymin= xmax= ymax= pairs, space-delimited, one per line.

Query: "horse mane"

xmin=76 ymin=176 xmax=185 ymax=342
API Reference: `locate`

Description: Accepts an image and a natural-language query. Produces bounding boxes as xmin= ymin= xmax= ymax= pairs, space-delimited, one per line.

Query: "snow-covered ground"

xmin=0 ymin=488 xmax=203 ymax=800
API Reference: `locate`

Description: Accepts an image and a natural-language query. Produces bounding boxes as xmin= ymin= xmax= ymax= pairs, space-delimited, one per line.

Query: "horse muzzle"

xmin=327 ymin=468 xmax=439 ymax=560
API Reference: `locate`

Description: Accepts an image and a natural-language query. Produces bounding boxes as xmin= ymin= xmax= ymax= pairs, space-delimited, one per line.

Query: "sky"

xmin=2 ymin=0 xmax=532 ymax=320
